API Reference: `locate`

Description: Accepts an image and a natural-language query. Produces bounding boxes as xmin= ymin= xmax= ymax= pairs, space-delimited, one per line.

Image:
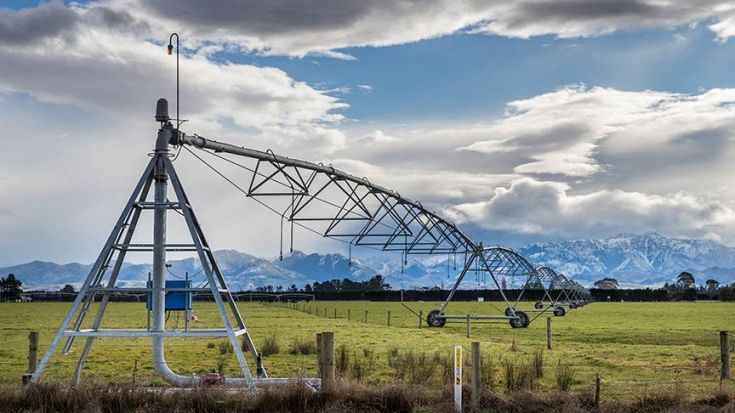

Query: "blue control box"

xmin=146 ymin=280 xmax=192 ymax=311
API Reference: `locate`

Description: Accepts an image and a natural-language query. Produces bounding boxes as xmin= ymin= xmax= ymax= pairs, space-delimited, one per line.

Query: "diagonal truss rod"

xmin=175 ymin=133 xmax=476 ymax=257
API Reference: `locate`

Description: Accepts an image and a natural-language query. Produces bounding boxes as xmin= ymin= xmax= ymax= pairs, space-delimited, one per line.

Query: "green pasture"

xmin=0 ymin=300 xmax=733 ymax=397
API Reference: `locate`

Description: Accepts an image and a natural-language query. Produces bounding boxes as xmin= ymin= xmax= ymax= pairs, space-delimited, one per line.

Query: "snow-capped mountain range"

xmin=3 ymin=232 xmax=734 ymax=290
xmin=519 ymin=232 xmax=735 ymax=287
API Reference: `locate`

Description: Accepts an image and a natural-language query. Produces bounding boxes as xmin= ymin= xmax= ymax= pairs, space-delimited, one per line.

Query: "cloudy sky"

xmin=3 ymin=0 xmax=735 ymax=265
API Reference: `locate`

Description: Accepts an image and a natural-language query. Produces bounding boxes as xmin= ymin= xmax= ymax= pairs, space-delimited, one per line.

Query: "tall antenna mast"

xmin=167 ymin=33 xmax=180 ymax=132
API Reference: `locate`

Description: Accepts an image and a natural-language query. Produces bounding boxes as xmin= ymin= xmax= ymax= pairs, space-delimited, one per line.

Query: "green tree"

xmin=0 ymin=273 xmax=23 ymax=302
xmin=676 ymin=272 xmax=695 ymax=289
xmin=365 ymin=275 xmax=390 ymax=291
xmin=705 ymin=279 xmax=720 ymax=298
xmin=60 ymin=284 xmax=76 ymax=294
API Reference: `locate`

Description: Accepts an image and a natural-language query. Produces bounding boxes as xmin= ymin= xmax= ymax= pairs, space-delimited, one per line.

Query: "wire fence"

xmin=1 ymin=300 xmax=731 ymax=403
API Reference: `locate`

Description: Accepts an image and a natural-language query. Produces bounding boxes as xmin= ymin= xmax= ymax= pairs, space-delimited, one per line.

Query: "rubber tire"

xmin=510 ymin=311 xmax=530 ymax=328
xmin=427 ymin=309 xmax=446 ymax=327
xmin=553 ymin=306 xmax=566 ymax=317
xmin=569 ymin=302 xmax=578 ymax=309
xmin=534 ymin=301 xmax=544 ymax=309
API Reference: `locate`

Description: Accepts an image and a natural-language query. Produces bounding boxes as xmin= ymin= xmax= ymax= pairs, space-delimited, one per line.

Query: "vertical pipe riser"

xmin=152 ymin=155 xmax=167 ymax=334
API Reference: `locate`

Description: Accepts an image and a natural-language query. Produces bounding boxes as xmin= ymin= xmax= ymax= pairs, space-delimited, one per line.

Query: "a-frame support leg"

xmin=170 ymin=167 xmax=264 ymax=376
xmin=165 ymin=157 xmax=255 ymax=382
xmin=71 ymin=169 xmax=155 ymax=384
xmin=31 ymin=159 xmax=156 ymax=382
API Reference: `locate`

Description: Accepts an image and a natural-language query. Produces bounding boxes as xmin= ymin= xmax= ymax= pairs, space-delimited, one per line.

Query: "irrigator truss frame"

xmin=174 ymin=132 xmax=535 ymax=328
xmin=481 ymin=247 xmax=560 ymax=321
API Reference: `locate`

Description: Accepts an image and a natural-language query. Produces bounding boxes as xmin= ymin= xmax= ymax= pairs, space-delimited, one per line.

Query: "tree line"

xmin=597 ymin=272 xmax=735 ymax=301
xmin=251 ymin=275 xmax=390 ymax=294
xmin=1 ymin=272 xmax=77 ymax=302
xmin=3 ymin=271 xmax=735 ymax=302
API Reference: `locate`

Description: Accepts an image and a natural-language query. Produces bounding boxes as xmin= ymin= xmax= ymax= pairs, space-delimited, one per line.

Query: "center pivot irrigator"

xmin=32 ymin=96 xmax=592 ymax=385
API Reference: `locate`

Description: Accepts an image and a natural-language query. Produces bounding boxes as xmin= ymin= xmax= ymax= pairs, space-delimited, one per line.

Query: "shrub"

xmin=217 ymin=341 xmax=233 ymax=355
xmin=289 ymin=337 xmax=317 ymax=355
xmin=482 ymin=354 xmax=495 ymax=390
xmin=334 ymin=345 xmax=375 ymax=380
xmin=532 ymin=350 xmax=544 ymax=379
xmin=555 ymin=362 xmax=576 ymax=392
xmin=388 ymin=350 xmax=437 ymax=384
xmin=434 ymin=351 xmax=474 ymax=386
xmin=336 ymin=343 xmax=350 ymax=374
xmin=260 ymin=334 xmax=280 ymax=356
xmin=692 ymin=354 xmax=719 ymax=376
xmin=216 ymin=358 xmax=226 ymax=374
xmin=503 ymin=359 xmax=536 ymax=392
xmin=434 ymin=352 xmax=452 ymax=385
xmin=387 ymin=346 xmax=400 ymax=365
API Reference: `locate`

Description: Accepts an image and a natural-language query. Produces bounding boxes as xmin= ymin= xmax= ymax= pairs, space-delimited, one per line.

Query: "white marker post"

xmin=454 ymin=345 xmax=462 ymax=413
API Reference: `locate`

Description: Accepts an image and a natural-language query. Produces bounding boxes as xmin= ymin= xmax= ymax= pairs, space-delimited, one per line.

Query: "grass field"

xmin=1 ymin=300 xmax=734 ymax=399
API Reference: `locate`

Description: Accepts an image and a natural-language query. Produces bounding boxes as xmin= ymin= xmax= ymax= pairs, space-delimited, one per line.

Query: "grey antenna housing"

xmin=155 ymin=98 xmax=170 ymax=122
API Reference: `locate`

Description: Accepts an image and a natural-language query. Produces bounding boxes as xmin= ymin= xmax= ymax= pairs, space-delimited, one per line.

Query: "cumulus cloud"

xmin=459 ymin=85 xmax=735 ymax=186
xmin=447 ymin=178 xmax=735 ymax=244
xmin=0 ymin=1 xmax=78 ymax=45
xmin=0 ymin=2 xmax=348 ymax=152
xmin=330 ymin=158 xmax=517 ymax=205
xmin=340 ymin=86 xmax=735 ymax=196
xmin=108 ymin=0 xmax=735 ymax=57
xmin=127 ymin=0 xmax=492 ymax=58
xmin=6 ymin=1 xmax=735 ymax=59
xmin=472 ymin=1 xmax=722 ymax=39
xmin=334 ymin=85 xmax=735 ymax=246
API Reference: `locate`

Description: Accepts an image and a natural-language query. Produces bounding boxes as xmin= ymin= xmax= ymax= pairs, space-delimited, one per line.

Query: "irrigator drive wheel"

xmin=570 ymin=302 xmax=578 ymax=309
xmin=509 ymin=311 xmax=530 ymax=328
xmin=534 ymin=301 xmax=544 ymax=309
xmin=427 ymin=309 xmax=446 ymax=327
xmin=553 ymin=306 xmax=566 ymax=317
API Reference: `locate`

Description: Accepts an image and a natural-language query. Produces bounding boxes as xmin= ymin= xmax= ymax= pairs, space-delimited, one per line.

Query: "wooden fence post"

xmin=388 ymin=311 xmax=391 ymax=326
xmin=365 ymin=310 xmax=368 ymax=323
xmin=347 ymin=308 xmax=351 ymax=321
xmin=22 ymin=331 xmax=39 ymax=385
xmin=466 ymin=314 xmax=471 ymax=338
xmin=547 ymin=318 xmax=553 ymax=350
xmin=471 ymin=342 xmax=481 ymax=409
xmin=419 ymin=310 xmax=423 ymax=329
xmin=594 ymin=373 xmax=601 ymax=407
xmin=131 ymin=359 xmax=138 ymax=387
xmin=334 ymin=308 xmax=337 ymax=319
xmin=316 ymin=333 xmax=323 ymax=376
xmin=721 ymin=331 xmax=731 ymax=380
xmin=321 ymin=332 xmax=335 ymax=391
